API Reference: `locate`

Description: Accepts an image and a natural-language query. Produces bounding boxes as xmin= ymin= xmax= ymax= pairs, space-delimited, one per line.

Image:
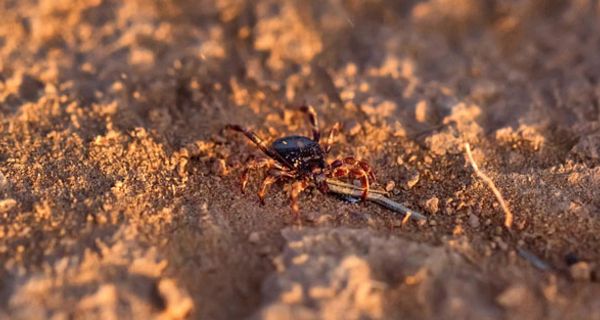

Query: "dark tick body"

xmin=226 ymin=106 xmax=376 ymax=217
xmin=272 ymin=136 xmax=326 ymax=172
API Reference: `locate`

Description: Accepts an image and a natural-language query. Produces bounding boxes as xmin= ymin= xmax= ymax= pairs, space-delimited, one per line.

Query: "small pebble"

xmin=423 ymin=196 xmax=439 ymax=214
xmin=415 ymin=100 xmax=430 ymax=123
xmin=570 ymin=261 xmax=592 ymax=281
xmin=468 ymin=214 xmax=480 ymax=228
xmin=405 ymin=172 xmax=420 ymax=189
xmin=385 ymin=180 xmax=396 ymax=192
xmin=281 ymin=282 xmax=303 ymax=304
xmin=496 ymin=285 xmax=530 ymax=308
xmin=248 ymin=232 xmax=260 ymax=244
xmin=452 ymin=225 xmax=464 ymax=236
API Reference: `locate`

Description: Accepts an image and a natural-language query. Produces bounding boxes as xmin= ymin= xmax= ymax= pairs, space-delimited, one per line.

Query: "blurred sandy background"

xmin=1 ymin=0 xmax=600 ymax=319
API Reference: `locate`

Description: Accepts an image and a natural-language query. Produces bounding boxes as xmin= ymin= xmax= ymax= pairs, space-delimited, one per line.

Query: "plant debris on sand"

xmin=1 ymin=1 xmax=600 ymax=319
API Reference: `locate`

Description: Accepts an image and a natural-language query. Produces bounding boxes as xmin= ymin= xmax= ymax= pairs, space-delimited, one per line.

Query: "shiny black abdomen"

xmin=271 ymin=136 xmax=325 ymax=172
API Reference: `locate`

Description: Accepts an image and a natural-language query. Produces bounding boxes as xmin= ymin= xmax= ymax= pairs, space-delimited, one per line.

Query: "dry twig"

xmin=325 ymin=178 xmax=427 ymax=221
xmin=464 ymin=143 xmax=514 ymax=228
xmin=517 ymin=248 xmax=551 ymax=271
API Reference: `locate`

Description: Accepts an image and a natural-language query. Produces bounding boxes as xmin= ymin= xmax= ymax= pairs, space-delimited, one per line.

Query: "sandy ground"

xmin=1 ymin=0 xmax=600 ymax=319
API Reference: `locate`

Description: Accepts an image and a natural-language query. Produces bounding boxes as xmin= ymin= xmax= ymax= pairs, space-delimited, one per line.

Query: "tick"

xmin=226 ymin=106 xmax=375 ymax=216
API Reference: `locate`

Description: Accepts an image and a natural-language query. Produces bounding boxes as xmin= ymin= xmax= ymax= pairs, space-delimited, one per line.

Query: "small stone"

xmin=452 ymin=225 xmax=464 ymax=236
xmin=0 ymin=198 xmax=17 ymax=213
xmin=405 ymin=171 xmax=420 ymax=189
xmin=385 ymin=180 xmax=396 ymax=192
xmin=423 ymin=196 xmax=439 ymax=214
xmin=415 ymin=100 xmax=430 ymax=123
xmin=248 ymin=232 xmax=260 ymax=244
xmin=292 ymin=254 xmax=309 ymax=265
xmin=468 ymin=214 xmax=480 ymax=228
xmin=569 ymin=262 xmax=592 ymax=281
xmin=496 ymin=285 xmax=530 ymax=308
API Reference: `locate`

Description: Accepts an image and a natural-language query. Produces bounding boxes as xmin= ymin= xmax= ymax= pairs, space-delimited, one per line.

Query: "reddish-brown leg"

xmin=343 ymin=156 xmax=357 ymax=165
xmin=258 ymin=175 xmax=278 ymax=205
xmin=240 ymin=158 xmax=273 ymax=193
xmin=322 ymin=122 xmax=341 ymax=153
xmin=330 ymin=161 xmax=373 ymax=201
xmin=332 ymin=166 xmax=350 ymax=178
xmin=334 ymin=157 xmax=376 ymax=181
xmin=299 ymin=105 xmax=321 ymax=142
xmin=350 ymin=168 xmax=370 ymax=201
xmin=330 ymin=158 xmax=343 ymax=168
xmin=257 ymin=169 xmax=295 ymax=205
xmin=358 ymin=160 xmax=376 ymax=181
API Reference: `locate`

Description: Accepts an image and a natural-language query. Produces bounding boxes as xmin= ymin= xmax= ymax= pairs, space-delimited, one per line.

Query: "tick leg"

xmin=329 ymin=159 xmax=375 ymax=201
xmin=226 ymin=125 xmax=291 ymax=166
xmin=240 ymin=158 xmax=272 ymax=193
xmin=350 ymin=168 xmax=370 ymax=201
xmin=299 ymin=105 xmax=320 ymax=142
xmin=322 ymin=122 xmax=341 ymax=153
xmin=330 ymin=158 xmax=343 ymax=168
xmin=341 ymin=157 xmax=375 ymax=181
xmin=332 ymin=166 xmax=350 ymax=178
xmin=343 ymin=156 xmax=357 ymax=165
xmin=257 ymin=169 xmax=295 ymax=205
xmin=358 ymin=160 xmax=376 ymax=180
xmin=258 ymin=175 xmax=278 ymax=205
xmin=290 ymin=180 xmax=309 ymax=217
